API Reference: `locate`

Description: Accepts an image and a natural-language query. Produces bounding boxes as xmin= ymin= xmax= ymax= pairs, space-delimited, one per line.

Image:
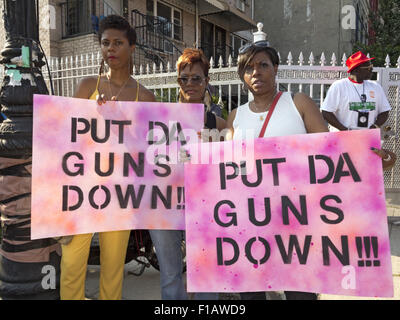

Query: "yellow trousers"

xmin=60 ymin=230 xmax=131 ymax=300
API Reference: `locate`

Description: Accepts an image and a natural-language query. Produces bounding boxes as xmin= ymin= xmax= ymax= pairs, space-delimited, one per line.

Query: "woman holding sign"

xmin=60 ymin=15 xmax=155 ymax=300
xmin=149 ymin=48 xmax=223 ymax=300
xmin=226 ymin=42 xmax=326 ymax=300
xmin=226 ymin=42 xmax=395 ymax=300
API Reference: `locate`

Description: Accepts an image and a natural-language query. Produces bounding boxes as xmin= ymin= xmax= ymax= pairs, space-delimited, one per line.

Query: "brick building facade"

xmin=0 ymin=0 xmax=257 ymax=69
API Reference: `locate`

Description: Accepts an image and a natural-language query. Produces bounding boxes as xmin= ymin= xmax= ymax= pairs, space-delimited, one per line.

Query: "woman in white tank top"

xmin=225 ymin=42 xmax=396 ymax=300
xmin=226 ymin=43 xmax=328 ymax=301
xmin=226 ymin=44 xmax=328 ymax=141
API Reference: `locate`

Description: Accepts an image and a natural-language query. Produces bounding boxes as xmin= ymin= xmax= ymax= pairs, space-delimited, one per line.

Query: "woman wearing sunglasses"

xmin=149 ymin=48 xmax=223 ymax=300
xmin=177 ymin=48 xmax=226 ymax=132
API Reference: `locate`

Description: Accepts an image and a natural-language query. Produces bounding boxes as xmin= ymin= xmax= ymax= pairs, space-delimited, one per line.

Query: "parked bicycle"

xmin=88 ymin=230 xmax=186 ymax=276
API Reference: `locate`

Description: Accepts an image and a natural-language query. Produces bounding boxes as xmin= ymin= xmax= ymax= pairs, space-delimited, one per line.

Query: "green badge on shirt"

xmin=349 ymin=102 xmax=376 ymax=111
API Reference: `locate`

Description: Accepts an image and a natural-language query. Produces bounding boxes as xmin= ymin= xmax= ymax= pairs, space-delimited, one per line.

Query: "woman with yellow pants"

xmin=60 ymin=15 xmax=155 ymax=300
xmin=61 ymin=231 xmax=130 ymax=300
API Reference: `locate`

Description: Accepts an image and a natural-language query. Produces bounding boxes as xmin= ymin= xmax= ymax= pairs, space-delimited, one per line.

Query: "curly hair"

xmin=98 ymin=14 xmax=136 ymax=46
xmin=177 ymin=48 xmax=210 ymax=77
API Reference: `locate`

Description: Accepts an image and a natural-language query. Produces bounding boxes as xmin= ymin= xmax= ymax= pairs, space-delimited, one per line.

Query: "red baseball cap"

xmin=346 ymin=51 xmax=374 ymax=73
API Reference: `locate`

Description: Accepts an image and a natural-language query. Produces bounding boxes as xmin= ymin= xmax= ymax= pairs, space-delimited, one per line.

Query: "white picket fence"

xmin=41 ymin=51 xmax=400 ymax=109
xmin=1 ymin=50 xmax=399 ymax=189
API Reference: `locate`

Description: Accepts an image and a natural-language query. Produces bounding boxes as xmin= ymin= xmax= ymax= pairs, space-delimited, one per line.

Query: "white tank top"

xmin=232 ymin=92 xmax=307 ymax=140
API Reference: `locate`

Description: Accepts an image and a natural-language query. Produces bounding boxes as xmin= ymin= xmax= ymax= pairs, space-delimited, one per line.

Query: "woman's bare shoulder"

xmin=74 ymin=76 xmax=99 ymax=98
xmin=292 ymin=92 xmax=318 ymax=113
xmin=138 ymin=84 xmax=156 ymax=102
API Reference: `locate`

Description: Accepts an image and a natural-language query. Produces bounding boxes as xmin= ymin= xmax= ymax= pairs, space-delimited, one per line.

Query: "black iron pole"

xmin=0 ymin=0 xmax=60 ymax=300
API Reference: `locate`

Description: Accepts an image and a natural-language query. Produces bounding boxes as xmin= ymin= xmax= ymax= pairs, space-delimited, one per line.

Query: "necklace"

xmin=251 ymin=91 xmax=278 ymax=121
xmin=107 ymin=74 xmax=131 ymax=101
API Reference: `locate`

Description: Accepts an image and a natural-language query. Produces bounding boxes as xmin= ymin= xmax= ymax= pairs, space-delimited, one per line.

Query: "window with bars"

xmin=231 ymin=34 xmax=248 ymax=60
xmin=236 ymin=0 xmax=246 ymax=12
xmin=61 ymin=0 xmax=94 ymax=38
xmin=146 ymin=0 xmax=182 ymax=41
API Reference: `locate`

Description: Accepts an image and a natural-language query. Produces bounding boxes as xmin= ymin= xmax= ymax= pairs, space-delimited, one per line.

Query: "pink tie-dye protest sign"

xmin=184 ymin=129 xmax=393 ymax=297
xmin=31 ymin=95 xmax=203 ymax=239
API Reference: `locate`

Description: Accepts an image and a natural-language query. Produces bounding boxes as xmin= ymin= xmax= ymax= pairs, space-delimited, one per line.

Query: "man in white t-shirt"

xmin=321 ymin=51 xmax=391 ymax=131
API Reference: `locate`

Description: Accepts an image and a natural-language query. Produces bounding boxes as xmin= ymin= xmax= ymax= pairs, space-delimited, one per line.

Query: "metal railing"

xmin=61 ymin=0 xmax=93 ymax=38
xmin=61 ymin=0 xmax=120 ymax=38
xmin=131 ymin=9 xmax=182 ymax=68
xmin=101 ymin=0 xmax=120 ymax=17
xmin=200 ymin=44 xmax=234 ymax=66
xmin=18 ymin=50 xmax=399 ymax=190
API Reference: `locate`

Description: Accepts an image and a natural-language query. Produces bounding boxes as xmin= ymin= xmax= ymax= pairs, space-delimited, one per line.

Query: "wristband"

xmin=383 ymin=153 xmax=392 ymax=162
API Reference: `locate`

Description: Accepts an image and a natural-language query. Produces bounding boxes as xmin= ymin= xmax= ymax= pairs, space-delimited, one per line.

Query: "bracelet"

xmin=383 ymin=153 xmax=392 ymax=162
xmin=372 ymin=124 xmax=380 ymax=129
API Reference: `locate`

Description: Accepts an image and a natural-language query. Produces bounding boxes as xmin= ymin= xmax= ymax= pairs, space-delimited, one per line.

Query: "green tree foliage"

xmin=354 ymin=0 xmax=400 ymax=67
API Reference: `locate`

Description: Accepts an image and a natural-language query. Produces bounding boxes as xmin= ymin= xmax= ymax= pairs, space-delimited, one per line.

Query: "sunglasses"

xmin=177 ymin=75 xmax=206 ymax=86
xmin=238 ymin=40 xmax=270 ymax=55
xmin=358 ymin=64 xmax=373 ymax=70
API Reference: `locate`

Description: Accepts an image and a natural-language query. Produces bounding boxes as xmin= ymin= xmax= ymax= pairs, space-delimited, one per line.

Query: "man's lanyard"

xmin=352 ymin=82 xmax=367 ymax=103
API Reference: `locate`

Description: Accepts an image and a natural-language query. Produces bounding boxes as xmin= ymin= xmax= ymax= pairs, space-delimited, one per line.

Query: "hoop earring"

xmin=99 ymin=58 xmax=105 ymax=76
xmin=241 ymin=82 xmax=249 ymax=93
xmin=130 ymin=55 xmax=133 ymax=75
xmin=178 ymin=88 xmax=184 ymax=103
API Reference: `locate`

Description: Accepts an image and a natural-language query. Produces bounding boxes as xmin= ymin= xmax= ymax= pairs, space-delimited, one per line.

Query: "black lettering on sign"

xmin=123 ymin=152 xmax=145 ymax=177
xmin=262 ymin=158 xmax=286 ymax=186
xmin=62 ymin=185 xmax=83 ymax=211
xmin=245 ymin=237 xmax=271 ymax=265
xmin=214 ymin=200 xmax=237 ymax=227
xmin=219 ymin=162 xmax=239 ymax=190
xmin=115 ymin=184 xmax=145 ymax=209
xmin=88 ymin=185 xmax=111 ymax=209
xmin=355 ymin=236 xmax=380 ymax=267
xmin=71 ymin=118 xmax=90 ymax=143
xmin=95 ymin=152 xmax=114 ymax=177
xmin=281 ymin=195 xmax=308 ymax=225
xmin=333 ymin=153 xmax=361 ymax=183
xmin=147 ymin=121 xmax=187 ymax=146
xmin=320 ymin=195 xmax=344 ymax=224
xmin=169 ymin=122 xmax=187 ymax=146
xmin=153 ymin=155 xmax=171 ymax=177
xmin=62 ymin=152 xmax=84 ymax=176
xmin=71 ymin=118 xmax=131 ymax=144
xmin=90 ymin=119 xmax=111 ymax=143
xmin=275 ymin=235 xmax=312 ymax=264
xmin=151 ymin=185 xmax=172 ymax=209
xmin=240 ymin=160 xmax=263 ymax=187
xmin=309 ymin=153 xmax=361 ymax=184
xmin=111 ymin=120 xmax=132 ymax=144
xmin=248 ymin=198 xmax=271 ymax=226
xmin=308 ymin=155 xmax=335 ymax=184
xmin=216 ymin=237 xmax=239 ymax=266
xmin=322 ymin=235 xmax=349 ymax=266
xmin=148 ymin=121 xmax=170 ymax=145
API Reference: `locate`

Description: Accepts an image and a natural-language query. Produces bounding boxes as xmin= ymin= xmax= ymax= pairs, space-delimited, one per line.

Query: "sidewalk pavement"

xmin=85 ymin=201 xmax=400 ymax=300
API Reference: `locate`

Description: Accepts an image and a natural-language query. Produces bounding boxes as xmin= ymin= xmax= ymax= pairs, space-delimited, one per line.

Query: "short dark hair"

xmin=237 ymin=46 xmax=280 ymax=81
xmin=98 ymin=15 xmax=136 ymax=45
